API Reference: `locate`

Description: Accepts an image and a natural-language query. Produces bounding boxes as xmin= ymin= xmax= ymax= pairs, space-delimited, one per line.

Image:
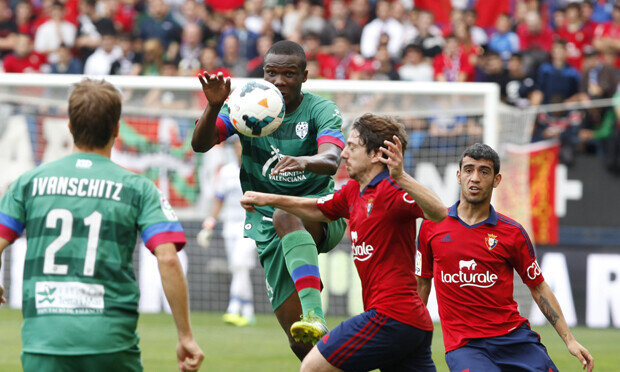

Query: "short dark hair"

xmin=265 ymin=40 xmax=307 ymax=70
xmin=352 ymin=114 xmax=408 ymax=156
xmin=459 ymin=143 xmax=500 ymax=174
xmin=69 ymin=79 xmax=122 ymax=149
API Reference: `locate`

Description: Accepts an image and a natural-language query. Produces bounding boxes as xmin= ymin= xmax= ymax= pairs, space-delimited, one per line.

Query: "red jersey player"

xmin=416 ymin=143 xmax=594 ymax=372
xmin=240 ymin=114 xmax=447 ymax=371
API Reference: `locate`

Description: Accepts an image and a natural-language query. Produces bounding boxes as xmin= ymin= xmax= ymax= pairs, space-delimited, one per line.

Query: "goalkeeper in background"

xmin=0 ymin=79 xmax=204 ymax=372
xmin=192 ymin=40 xmax=346 ymax=359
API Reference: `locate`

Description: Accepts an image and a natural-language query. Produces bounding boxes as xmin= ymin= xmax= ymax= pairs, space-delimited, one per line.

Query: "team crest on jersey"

xmin=366 ymin=198 xmax=374 ymax=216
xmin=485 ymin=233 xmax=498 ymax=250
xmin=295 ymin=122 xmax=308 ymax=139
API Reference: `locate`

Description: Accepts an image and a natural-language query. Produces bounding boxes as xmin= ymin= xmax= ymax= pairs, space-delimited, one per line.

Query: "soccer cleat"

xmin=222 ymin=313 xmax=241 ymax=325
xmin=290 ymin=313 xmax=328 ymax=345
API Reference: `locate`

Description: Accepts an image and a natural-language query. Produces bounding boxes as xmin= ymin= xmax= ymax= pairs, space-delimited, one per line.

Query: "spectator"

xmin=371 ymin=43 xmax=399 ymax=80
xmin=463 ymin=9 xmax=488 ymax=46
xmin=177 ymin=22 xmax=203 ymax=74
xmin=50 ymin=43 xmax=82 ymax=73
xmin=579 ymin=91 xmax=620 ymax=175
xmin=108 ymin=0 xmax=138 ymax=34
xmin=453 ymin=21 xmax=483 ymax=69
xmin=590 ymin=0 xmax=614 ymax=24
xmin=281 ymin=0 xmax=325 ymax=40
xmin=552 ymin=6 xmax=565 ymax=31
xmin=220 ymin=33 xmax=248 ymax=77
xmin=219 ymin=8 xmax=259 ymax=61
xmin=532 ymin=95 xmax=582 ymax=165
xmin=15 ymin=0 xmax=35 ymax=37
xmin=2 ymin=33 xmax=47 ymax=72
xmin=592 ymin=4 xmax=620 ymax=67
xmin=33 ymin=1 xmax=77 ymax=62
xmin=536 ymin=39 xmax=581 ymax=104
xmin=143 ymin=58 xmax=189 ymax=109
xmin=556 ymin=3 xmax=593 ymax=70
xmin=0 ymin=0 xmax=17 ymax=58
xmin=302 ymin=31 xmax=337 ymax=79
xmin=75 ymin=0 xmax=115 ymax=62
xmin=199 ymin=45 xmax=231 ymax=77
xmin=247 ymin=33 xmax=272 ymax=77
xmin=243 ymin=0 xmax=263 ymax=35
xmin=398 ymin=43 xmax=433 ymax=82
xmin=488 ymin=13 xmax=520 ymax=61
xmin=360 ymin=0 xmax=404 ymax=59
xmin=320 ymin=0 xmax=362 ymax=47
xmin=481 ymin=50 xmax=509 ymax=87
xmin=579 ymin=48 xmax=617 ymax=101
xmin=258 ymin=7 xmax=283 ymax=41
xmin=411 ymin=10 xmax=444 ymax=58
xmin=331 ymin=34 xmax=356 ymax=80
xmin=110 ymin=32 xmax=140 ymax=75
xmin=139 ymin=37 xmax=164 ymax=75
xmin=504 ymin=52 xmax=543 ymax=107
xmin=135 ymin=0 xmax=182 ymax=50
xmin=83 ymin=27 xmax=122 ymax=75
xmin=433 ymin=35 xmax=473 ymax=82
xmin=349 ymin=0 xmax=370 ymax=28
xmin=517 ymin=11 xmax=553 ymax=74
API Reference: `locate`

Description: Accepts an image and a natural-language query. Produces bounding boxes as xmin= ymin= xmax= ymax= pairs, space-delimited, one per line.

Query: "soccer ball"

xmin=227 ymin=80 xmax=286 ymax=137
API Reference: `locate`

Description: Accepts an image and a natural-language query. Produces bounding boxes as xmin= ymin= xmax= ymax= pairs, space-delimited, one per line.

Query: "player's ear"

xmin=113 ymin=121 xmax=120 ymax=138
xmin=68 ymin=121 xmax=74 ymax=135
xmin=302 ymin=68 xmax=308 ymax=83
xmin=493 ymin=173 xmax=502 ymax=188
xmin=456 ymin=169 xmax=461 ymax=185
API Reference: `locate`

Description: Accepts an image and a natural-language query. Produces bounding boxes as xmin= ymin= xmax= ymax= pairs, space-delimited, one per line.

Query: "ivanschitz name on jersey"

xmin=31 ymin=176 xmax=123 ymax=201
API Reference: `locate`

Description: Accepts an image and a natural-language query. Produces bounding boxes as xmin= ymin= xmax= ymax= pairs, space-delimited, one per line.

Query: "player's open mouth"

xmin=469 ymin=186 xmax=480 ymax=193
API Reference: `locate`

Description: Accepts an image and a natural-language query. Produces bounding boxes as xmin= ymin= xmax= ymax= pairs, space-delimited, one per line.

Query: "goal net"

xmin=0 ymin=74 xmax=538 ymax=320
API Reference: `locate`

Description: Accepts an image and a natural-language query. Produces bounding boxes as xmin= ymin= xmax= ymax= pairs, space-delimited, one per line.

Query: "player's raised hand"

xmin=567 ymin=338 xmax=594 ymax=372
xmin=378 ymin=135 xmax=404 ymax=179
xmin=176 ymin=338 xmax=204 ymax=372
xmin=271 ymin=156 xmax=308 ymax=176
xmin=197 ymin=71 xmax=231 ymax=106
xmin=0 ymin=283 xmax=6 ymax=306
xmin=240 ymin=191 xmax=270 ymax=213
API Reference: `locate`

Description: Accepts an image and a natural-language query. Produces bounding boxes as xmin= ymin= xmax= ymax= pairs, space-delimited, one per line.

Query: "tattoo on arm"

xmin=539 ymin=295 xmax=560 ymax=327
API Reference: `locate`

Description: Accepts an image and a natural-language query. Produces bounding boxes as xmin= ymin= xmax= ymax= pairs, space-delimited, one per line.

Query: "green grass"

xmin=0 ymin=307 xmax=617 ymax=371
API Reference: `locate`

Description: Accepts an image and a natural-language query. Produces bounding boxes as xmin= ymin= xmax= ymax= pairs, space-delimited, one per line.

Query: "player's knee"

xmin=273 ymin=209 xmax=304 ymax=238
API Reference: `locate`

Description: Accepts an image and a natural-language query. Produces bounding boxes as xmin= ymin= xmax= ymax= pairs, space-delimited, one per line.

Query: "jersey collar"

xmin=448 ymin=201 xmax=498 ymax=228
xmin=360 ymin=170 xmax=390 ymax=195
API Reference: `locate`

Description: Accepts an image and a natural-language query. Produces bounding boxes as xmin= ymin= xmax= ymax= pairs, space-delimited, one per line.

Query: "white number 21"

xmin=43 ymin=209 xmax=102 ymax=277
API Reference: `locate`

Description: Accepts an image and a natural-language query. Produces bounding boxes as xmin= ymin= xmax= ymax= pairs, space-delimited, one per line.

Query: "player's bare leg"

xmin=275 ymin=291 xmax=314 ymax=360
xmin=300 ymin=346 xmax=342 ymax=372
xmin=273 ymin=209 xmax=329 ymax=345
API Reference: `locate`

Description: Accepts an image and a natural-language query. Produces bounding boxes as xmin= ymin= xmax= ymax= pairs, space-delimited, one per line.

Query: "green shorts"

xmin=21 ymin=345 xmax=142 ymax=372
xmin=258 ymin=218 xmax=346 ymax=311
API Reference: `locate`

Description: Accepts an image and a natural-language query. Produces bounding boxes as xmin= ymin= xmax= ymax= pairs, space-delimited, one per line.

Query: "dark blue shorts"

xmin=445 ymin=323 xmax=559 ymax=372
xmin=316 ymin=309 xmax=436 ymax=372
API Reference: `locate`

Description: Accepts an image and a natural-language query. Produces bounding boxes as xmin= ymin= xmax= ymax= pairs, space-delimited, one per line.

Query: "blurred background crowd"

xmin=0 ymin=0 xmax=618 ymax=170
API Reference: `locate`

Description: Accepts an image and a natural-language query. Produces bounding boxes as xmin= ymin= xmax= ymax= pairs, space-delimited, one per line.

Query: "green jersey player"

xmin=0 ymin=79 xmax=204 ymax=372
xmin=192 ymin=40 xmax=346 ymax=358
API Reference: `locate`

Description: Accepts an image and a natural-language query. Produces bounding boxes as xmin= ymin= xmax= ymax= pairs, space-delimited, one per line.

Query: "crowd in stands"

xmin=0 ymin=0 xmax=618 ymax=172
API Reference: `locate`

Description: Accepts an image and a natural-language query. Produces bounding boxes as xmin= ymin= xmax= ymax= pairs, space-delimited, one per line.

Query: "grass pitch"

xmin=0 ymin=307 xmax=618 ymax=371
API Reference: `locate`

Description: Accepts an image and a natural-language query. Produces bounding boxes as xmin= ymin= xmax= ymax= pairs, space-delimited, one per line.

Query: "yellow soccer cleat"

xmin=222 ymin=313 xmax=241 ymax=325
xmin=290 ymin=313 xmax=328 ymax=345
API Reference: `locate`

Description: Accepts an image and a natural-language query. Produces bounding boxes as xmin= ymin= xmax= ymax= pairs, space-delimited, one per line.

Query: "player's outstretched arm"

xmin=240 ymin=191 xmax=331 ymax=222
xmin=192 ymin=71 xmax=231 ymax=153
xmin=379 ymin=136 xmax=447 ymax=222
xmin=155 ymin=243 xmax=205 ymax=371
xmin=271 ymin=143 xmax=342 ymax=176
xmin=529 ymin=281 xmax=594 ymax=372
xmin=0 ymin=238 xmax=10 ymax=305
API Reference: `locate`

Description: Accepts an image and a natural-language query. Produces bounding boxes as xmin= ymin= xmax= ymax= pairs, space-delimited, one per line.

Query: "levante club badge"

xmin=485 ymin=233 xmax=498 ymax=250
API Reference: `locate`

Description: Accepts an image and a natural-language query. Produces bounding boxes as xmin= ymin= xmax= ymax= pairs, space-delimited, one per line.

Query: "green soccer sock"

xmin=281 ymin=230 xmax=325 ymax=322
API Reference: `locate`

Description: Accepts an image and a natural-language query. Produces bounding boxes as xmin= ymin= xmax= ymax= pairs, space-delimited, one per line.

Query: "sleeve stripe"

xmin=317 ymin=136 xmax=344 ymax=149
xmin=214 ymin=193 xmax=226 ymax=201
xmin=498 ymin=216 xmax=536 ymax=258
xmin=0 ymin=212 xmax=24 ymax=235
xmin=145 ymin=231 xmax=186 ymax=253
xmin=0 ymin=224 xmax=20 ymax=243
xmin=216 ymin=113 xmax=235 ymax=143
xmin=317 ymin=130 xmax=345 ymax=147
xmin=141 ymin=221 xmax=184 ymax=245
